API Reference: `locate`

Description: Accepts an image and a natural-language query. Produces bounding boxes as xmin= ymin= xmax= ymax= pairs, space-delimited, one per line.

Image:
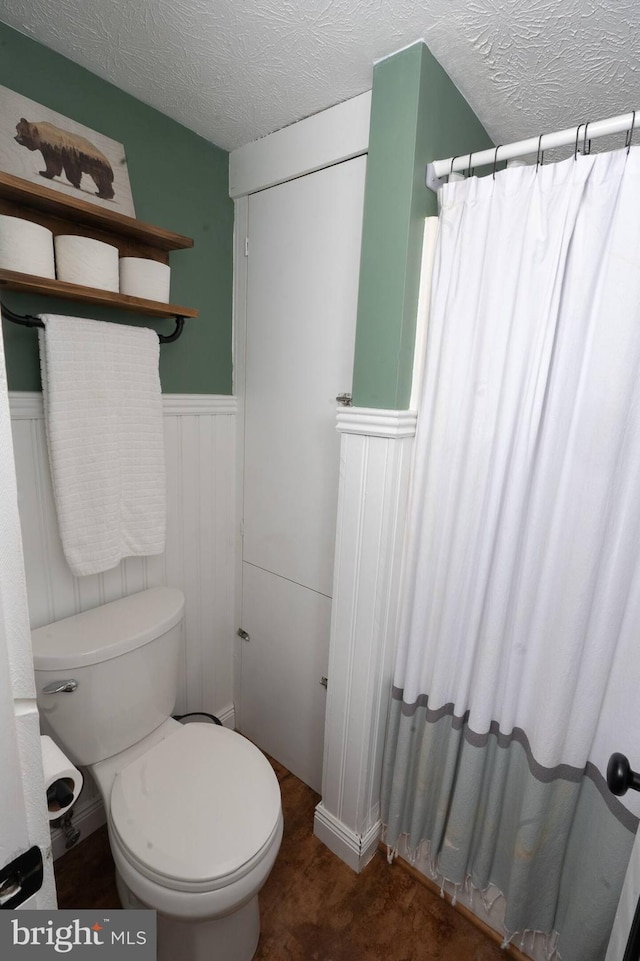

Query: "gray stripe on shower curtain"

xmin=382 ymin=694 xmax=636 ymax=961
xmin=393 ymin=686 xmax=638 ymax=832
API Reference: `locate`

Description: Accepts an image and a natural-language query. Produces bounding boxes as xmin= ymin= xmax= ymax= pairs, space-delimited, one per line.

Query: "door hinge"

xmin=244 ymin=237 xmax=249 ymax=257
xmin=237 ymin=628 xmax=250 ymax=641
xmin=320 ymin=676 xmax=328 ymax=689
xmin=336 ymin=393 xmax=352 ymax=407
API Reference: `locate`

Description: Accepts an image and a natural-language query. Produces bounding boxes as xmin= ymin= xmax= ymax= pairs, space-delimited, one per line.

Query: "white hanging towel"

xmin=38 ymin=314 xmax=166 ymax=576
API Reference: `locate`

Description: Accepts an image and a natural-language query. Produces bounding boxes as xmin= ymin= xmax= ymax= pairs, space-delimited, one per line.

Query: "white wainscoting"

xmin=314 ymin=407 xmax=416 ymax=872
xmin=9 ymin=392 xmax=238 ymax=857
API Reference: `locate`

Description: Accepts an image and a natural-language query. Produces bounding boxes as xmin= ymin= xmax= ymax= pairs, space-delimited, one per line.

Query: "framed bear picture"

xmin=0 ymin=85 xmax=135 ymax=216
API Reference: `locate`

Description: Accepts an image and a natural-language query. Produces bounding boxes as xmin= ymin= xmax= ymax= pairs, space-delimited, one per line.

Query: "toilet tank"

xmin=32 ymin=587 xmax=185 ymax=766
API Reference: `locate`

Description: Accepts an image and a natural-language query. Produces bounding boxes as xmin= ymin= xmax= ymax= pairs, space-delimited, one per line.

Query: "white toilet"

xmin=31 ymin=587 xmax=283 ymax=961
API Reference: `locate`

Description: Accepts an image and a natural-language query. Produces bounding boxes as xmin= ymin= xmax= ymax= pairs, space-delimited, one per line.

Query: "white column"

xmin=314 ymin=407 xmax=416 ymax=871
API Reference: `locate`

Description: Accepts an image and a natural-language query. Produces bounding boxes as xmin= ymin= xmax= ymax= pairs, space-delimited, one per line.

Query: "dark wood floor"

xmin=55 ymin=758 xmax=505 ymax=961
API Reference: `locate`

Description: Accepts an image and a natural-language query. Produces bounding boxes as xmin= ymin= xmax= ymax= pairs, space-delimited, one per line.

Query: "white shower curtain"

xmin=382 ymin=147 xmax=640 ymax=961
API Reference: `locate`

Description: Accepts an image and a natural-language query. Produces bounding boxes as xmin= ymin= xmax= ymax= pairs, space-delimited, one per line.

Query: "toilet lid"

xmin=109 ymin=724 xmax=281 ymax=890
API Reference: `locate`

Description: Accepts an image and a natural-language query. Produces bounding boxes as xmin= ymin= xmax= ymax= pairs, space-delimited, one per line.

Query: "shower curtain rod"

xmin=426 ymin=109 xmax=639 ymax=192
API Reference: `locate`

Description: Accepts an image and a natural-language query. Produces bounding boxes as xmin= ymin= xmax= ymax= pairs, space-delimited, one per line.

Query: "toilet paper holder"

xmin=46 ymin=778 xmax=75 ymax=811
xmin=0 ymin=301 xmax=187 ymax=344
xmin=40 ymin=734 xmax=83 ymax=823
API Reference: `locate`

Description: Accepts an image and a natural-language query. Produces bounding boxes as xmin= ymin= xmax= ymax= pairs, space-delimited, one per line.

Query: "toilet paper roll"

xmin=54 ymin=235 xmax=119 ymax=292
xmin=41 ymin=734 xmax=83 ymax=821
xmin=0 ymin=215 xmax=55 ymax=278
xmin=119 ymin=257 xmax=171 ymax=303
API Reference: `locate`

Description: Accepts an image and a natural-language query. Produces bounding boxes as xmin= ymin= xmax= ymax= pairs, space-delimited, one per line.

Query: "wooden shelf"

xmin=0 ymin=269 xmax=198 ymax=319
xmin=0 ymin=170 xmax=193 ymax=252
xmin=0 ymin=171 xmax=199 ymax=325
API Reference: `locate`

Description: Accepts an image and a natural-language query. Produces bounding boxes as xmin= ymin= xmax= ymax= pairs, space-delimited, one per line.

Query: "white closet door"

xmin=240 ymin=155 xmax=366 ymax=792
xmin=0 ymin=332 xmax=56 ymax=907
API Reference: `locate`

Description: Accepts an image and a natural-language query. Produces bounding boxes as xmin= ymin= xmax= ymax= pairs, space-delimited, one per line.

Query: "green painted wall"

xmin=352 ymin=42 xmax=493 ymax=409
xmin=0 ymin=22 xmax=233 ymax=394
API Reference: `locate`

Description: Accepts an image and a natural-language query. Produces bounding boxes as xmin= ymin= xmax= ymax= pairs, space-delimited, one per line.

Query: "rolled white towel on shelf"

xmin=119 ymin=257 xmax=171 ymax=302
xmin=0 ymin=214 xmax=56 ymax=278
xmin=54 ymin=235 xmax=119 ymax=291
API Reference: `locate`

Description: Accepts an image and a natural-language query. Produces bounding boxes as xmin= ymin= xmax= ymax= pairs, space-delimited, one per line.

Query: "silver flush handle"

xmin=42 ymin=679 xmax=78 ymax=694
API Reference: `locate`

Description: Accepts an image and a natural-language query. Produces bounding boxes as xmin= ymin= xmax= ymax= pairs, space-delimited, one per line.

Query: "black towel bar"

xmin=0 ymin=301 xmax=186 ymax=343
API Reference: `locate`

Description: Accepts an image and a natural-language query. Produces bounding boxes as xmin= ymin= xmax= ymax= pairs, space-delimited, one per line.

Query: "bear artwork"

xmin=14 ymin=118 xmax=115 ymax=200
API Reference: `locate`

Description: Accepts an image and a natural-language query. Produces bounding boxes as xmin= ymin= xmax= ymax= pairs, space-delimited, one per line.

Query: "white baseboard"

xmin=216 ymin=703 xmax=236 ymax=729
xmin=51 ymin=795 xmax=106 ymax=861
xmin=175 ymin=703 xmax=236 ymax=729
xmin=313 ymin=802 xmax=381 ymax=873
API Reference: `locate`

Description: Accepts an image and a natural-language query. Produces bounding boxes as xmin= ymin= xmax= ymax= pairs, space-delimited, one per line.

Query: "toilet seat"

xmin=109 ymin=723 xmax=282 ymax=894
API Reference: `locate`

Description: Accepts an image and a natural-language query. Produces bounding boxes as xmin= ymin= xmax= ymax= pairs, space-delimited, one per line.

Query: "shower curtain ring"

xmin=583 ymin=122 xmax=591 ymax=156
xmin=536 ymin=134 xmax=544 ymax=171
xmin=467 ymin=152 xmax=474 ymax=177
xmin=492 ymin=145 xmax=501 ymax=180
xmin=626 ymin=111 xmax=636 ymax=154
xmin=574 ymin=124 xmax=584 ymax=161
xmin=450 ymin=156 xmax=457 ymax=179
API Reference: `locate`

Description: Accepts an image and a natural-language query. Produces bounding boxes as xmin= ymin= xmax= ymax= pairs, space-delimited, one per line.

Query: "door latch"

xmin=0 ymin=846 xmax=43 ymax=909
xmin=236 ymin=628 xmax=250 ymax=641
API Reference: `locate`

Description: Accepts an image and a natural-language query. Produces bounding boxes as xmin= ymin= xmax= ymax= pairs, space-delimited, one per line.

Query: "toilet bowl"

xmin=32 ymin=588 xmax=283 ymax=961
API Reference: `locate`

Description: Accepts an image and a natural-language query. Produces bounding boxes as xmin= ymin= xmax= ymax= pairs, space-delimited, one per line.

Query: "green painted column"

xmin=0 ymin=22 xmax=233 ymax=394
xmin=352 ymin=42 xmax=494 ymax=410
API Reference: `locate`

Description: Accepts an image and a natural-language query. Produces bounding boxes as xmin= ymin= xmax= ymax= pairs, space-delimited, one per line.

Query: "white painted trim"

xmin=336 ymin=407 xmax=417 ymax=438
xmin=229 ymin=92 xmax=371 ymax=199
xmin=608 ymin=827 xmax=640 ymax=960
xmin=313 ymin=803 xmax=381 ymax=873
xmin=215 ymin=703 xmax=236 ymax=730
xmin=0 ymin=335 xmax=57 ymax=904
xmin=232 ymin=195 xmax=249 ymax=727
xmin=162 ymin=395 xmax=237 ymax=415
xmin=316 ymin=422 xmax=414 ymax=871
xmin=7 ymin=391 xmax=43 ymax=418
xmin=9 ymin=392 xmax=237 ymax=418
xmin=51 ymin=794 xmax=106 ymax=861
xmin=176 ymin=704 xmax=236 ymax=730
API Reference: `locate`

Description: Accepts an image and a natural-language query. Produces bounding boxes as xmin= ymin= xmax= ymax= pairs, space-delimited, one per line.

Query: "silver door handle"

xmin=42 ymin=679 xmax=78 ymax=694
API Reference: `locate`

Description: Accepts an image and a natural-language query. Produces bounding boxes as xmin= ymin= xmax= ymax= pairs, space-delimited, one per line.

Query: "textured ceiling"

xmin=0 ymin=0 xmax=638 ymax=153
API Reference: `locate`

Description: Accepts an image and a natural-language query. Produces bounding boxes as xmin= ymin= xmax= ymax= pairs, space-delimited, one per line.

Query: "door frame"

xmin=0 ymin=331 xmax=56 ymax=907
xmin=607 ymin=829 xmax=640 ymax=960
xmin=229 ymin=92 xmax=371 ymax=731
